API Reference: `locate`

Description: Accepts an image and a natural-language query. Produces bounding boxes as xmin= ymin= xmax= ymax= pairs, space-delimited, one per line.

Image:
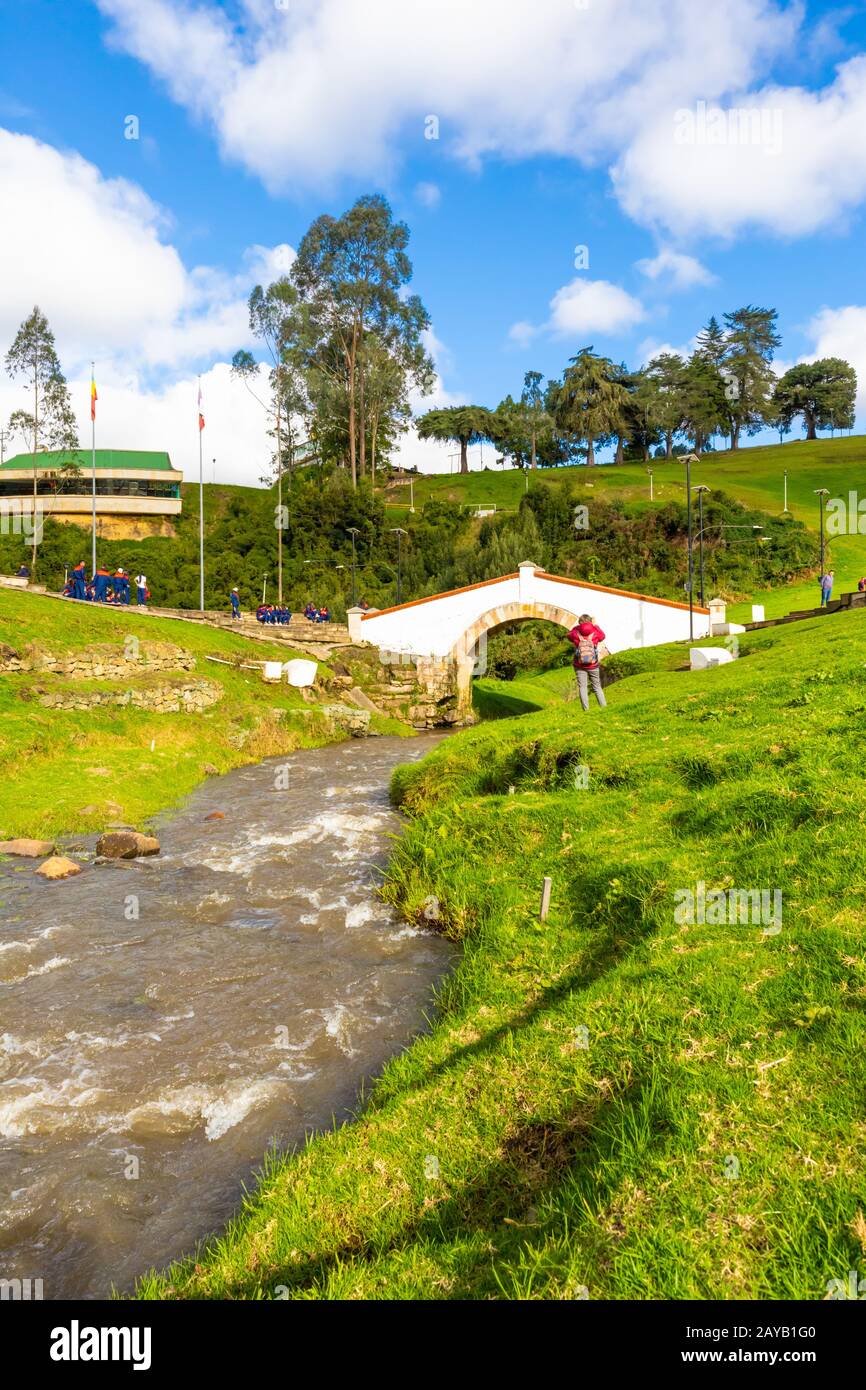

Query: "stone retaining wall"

xmin=0 ymin=641 xmax=196 ymax=678
xmin=37 ymin=677 xmax=221 ymax=713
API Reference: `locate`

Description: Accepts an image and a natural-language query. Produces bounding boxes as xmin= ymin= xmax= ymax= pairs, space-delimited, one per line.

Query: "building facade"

xmin=0 ymin=449 xmax=183 ymax=539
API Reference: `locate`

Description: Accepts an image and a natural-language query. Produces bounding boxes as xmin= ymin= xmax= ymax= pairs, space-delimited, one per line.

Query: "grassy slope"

xmin=389 ymin=435 xmax=866 ymax=620
xmin=135 ymin=608 xmax=866 ymax=1300
xmin=0 ymin=589 xmax=409 ymax=840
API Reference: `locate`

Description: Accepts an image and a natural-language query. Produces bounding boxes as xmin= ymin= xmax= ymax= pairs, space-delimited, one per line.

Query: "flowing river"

xmin=0 ymin=734 xmax=454 ymax=1299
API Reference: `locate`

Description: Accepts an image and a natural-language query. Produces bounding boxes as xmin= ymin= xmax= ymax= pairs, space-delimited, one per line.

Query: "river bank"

xmin=0 ymin=587 xmax=413 ymax=842
xmin=0 ymin=735 xmax=455 ymax=1299
xmin=134 ymin=608 xmax=866 ymax=1300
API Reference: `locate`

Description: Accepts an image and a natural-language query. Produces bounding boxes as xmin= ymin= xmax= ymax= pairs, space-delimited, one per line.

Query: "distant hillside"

xmin=2 ymin=436 xmax=862 ymax=620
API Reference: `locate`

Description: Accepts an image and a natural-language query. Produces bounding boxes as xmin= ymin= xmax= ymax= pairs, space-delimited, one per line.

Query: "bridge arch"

xmin=451 ymin=599 xmax=581 ymax=662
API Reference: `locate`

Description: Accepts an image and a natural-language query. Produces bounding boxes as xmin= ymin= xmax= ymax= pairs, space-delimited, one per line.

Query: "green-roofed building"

xmin=0 ymin=449 xmax=183 ymax=539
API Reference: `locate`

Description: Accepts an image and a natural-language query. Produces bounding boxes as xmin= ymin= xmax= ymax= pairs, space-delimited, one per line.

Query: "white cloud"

xmin=507 ymin=320 xmax=539 ymax=347
xmin=96 ymin=0 xmax=798 ymax=193
xmin=94 ymin=1 xmax=866 ymax=245
xmin=635 ymin=337 xmax=697 ymax=368
xmin=0 ymin=128 xmax=308 ymax=483
xmin=414 ymin=181 xmax=441 ymax=209
xmin=0 ymin=128 xmax=291 ymax=375
xmin=614 ymin=57 xmax=866 ymax=239
xmin=548 ymin=278 xmax=646 ymax=337
xmin=635 ymin=248 xmax=716 ymax=290
xmin=508 ymin=277 xmax=646 ymax=349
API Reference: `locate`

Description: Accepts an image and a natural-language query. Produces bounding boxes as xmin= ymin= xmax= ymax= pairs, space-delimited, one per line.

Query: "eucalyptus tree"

xmin=231 ymin=277 xmax=307 ymax=602
xmin=291 ymin=195 xmax=433 ymax=488
xmin=644 ymin=353 xmax=688 ymax=459
xmin=5 ymin=306 xmax=79 ymax=577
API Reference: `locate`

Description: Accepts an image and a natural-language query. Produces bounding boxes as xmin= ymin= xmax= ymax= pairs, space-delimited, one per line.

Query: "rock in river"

xmin=0 ymin=838 xmax=55 ymax=858
xmin=36 ymin=855 xmax=82 ymax=880
xmin=96 ymin=831 xmax=161 ymax=859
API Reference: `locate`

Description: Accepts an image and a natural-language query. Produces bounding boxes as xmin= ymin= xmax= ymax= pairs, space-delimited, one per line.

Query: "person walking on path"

xmin=567 ymin=613 xmax=608 ymax=712
xmin=135 ymin=572 xmax=148 ymax=607
xmin=230 ymin=587 xmax=241 ymax=621
xmin=820 ymin=570 xmax=835 ymax=607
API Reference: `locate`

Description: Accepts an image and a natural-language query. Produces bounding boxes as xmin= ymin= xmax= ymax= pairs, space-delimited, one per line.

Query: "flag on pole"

xmin=90 ymin=372 xmax=97 ymax=422
xmin=198 ymin=381 xmax=205 ymax=432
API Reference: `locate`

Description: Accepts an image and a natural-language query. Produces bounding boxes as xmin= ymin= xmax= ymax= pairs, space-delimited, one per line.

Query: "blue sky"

xmin=2 ymin=0 xmax=866 ymax=480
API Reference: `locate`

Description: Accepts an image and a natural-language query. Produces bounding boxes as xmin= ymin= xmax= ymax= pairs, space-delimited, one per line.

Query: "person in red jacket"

xmin=567 ymin=613 xmax=607 ymax=711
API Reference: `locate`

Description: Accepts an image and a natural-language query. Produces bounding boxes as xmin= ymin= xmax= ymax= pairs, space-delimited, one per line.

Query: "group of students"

xmin=64 ymin=562 xmax=149 ymax=606
xmin=302 ymin=603 xmax=331 ymax=623
xmin=255 ymin=604 xmax=293 ymax=624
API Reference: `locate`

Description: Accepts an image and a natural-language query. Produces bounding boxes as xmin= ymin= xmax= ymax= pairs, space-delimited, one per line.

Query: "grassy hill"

xmin=134 ymin=605 xmax=866 ymax=1300
xmin=387 ymin=435 xmax=866 ymax=619
xmin=0 ymin=588 xmax=409 ymax=840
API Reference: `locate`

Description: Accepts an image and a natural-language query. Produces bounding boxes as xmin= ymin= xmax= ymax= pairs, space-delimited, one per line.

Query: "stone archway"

xmin=450 ymin=599 xmax=582 ymax=716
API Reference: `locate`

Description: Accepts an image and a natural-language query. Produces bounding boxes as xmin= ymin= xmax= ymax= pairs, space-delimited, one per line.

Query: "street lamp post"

xmin=814 ymin=488 xmax=829 ymax=581
xmin=390 ymin=527 xmax=407 ymax=604
xmin=262 ymin=573 xmax=268 ymax=604
xmin=648 ymin=468 xmax=654 ymax=502
xmin=681 ymin=454 xmax=699 ymax=639
xmin=783 ymin=469 xmax=788 ymax=513
xmin=694 ymin=485 xmax=710 ymax=608
xmin=347 ymin=527 xmax=360 ymax=607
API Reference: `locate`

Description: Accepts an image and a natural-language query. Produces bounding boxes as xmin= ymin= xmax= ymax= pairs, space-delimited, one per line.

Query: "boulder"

xmin=36 ymin=855 xmax=82 ymax=880
xmin=0 ymin=838 xmax=55 ymax=858
xmin=204 ymin=812 xmax=225 ymax=821
xmin=96 ymin=831 xmax=161 ymax=859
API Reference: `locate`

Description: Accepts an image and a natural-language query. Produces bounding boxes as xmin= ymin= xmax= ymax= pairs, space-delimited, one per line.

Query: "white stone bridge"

xmin=348 ymin=562 xmax=709 ymax=721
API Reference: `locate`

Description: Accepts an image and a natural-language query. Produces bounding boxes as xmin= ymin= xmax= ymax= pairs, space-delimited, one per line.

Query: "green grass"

xmin=132 ymin=605 xmax=866 ymax=1301
xmin=0 ymin=588 xmax=412 ymax=840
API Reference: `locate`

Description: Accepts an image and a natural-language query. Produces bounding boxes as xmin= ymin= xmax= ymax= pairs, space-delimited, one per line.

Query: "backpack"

xmin=575 ymin=634 xmax=598 ymax=667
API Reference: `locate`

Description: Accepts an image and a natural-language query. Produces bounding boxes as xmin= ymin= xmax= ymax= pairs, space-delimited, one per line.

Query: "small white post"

xmin=539 ymin=876 xmax=552 ymax=922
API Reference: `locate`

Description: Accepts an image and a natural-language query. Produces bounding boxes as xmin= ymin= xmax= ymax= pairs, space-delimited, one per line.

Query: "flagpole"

xmin=198 ymin=375 xmax=204 ymax=612
xmin=91 ymin=361 xmax=96 ymax=576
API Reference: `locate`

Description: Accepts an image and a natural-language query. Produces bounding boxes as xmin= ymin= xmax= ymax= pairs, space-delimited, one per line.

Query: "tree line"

xmin=418 ymin=313 xmax=858 ymax=472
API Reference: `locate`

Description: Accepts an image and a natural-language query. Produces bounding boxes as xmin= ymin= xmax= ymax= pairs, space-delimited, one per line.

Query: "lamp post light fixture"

xmin=262 ymin=573 xmax=268 ymax=604
xmin=390 ymin=527 xmax=408 ymax=604
xmin=347 ymin=527 xmax=360 ymax=607
xmin=814 ymin=488 xmax=829 ymax=579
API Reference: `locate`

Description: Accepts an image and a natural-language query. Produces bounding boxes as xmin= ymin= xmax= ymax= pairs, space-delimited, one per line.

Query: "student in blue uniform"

xmin=71 ymin=562 xmax=87 ymax=600
xmin=93 ymin=566 xmax=111 ymax=603
xmin=230 ymin=587 xmax=241 ymax=620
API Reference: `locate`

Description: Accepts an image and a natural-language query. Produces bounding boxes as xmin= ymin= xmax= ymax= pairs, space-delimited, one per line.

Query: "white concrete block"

xmin=263 ymin=662 xmax=284 ymax=683
xmin=690 ymin=647 xmax=735 ymax=670
xmin=284 ymin=658 xmax=318 ymax=688
xmin=751 ymin=605 xmax=765 ymax=622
